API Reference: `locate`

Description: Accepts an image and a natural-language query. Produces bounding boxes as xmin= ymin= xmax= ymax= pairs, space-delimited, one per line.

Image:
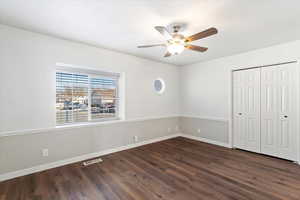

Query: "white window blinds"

xmin=56 ymin=69 xmax=120 ymax=125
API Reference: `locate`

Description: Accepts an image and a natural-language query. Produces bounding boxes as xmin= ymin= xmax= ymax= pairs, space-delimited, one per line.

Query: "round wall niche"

xmin=154 ymin=78 xmax=165 ymax=94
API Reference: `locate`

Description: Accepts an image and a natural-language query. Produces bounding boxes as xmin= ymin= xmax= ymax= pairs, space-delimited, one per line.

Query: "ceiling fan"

xmin=137 ymin=25 xmax=218 ymax=57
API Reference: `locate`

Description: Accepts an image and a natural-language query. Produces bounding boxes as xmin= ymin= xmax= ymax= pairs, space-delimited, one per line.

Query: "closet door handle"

xmin=238 ymin=113 xmax=242 ymax=115
xmin=284 ymin=115 xmax=288 ymax=118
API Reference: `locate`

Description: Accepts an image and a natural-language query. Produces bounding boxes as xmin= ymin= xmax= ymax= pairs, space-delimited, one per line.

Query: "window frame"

xmin=56 ymin=65 xmax=121 ymax=126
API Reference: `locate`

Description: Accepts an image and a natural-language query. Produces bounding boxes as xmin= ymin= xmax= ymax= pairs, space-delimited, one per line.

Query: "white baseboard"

xmin=0 ymin=134 xmax=181 ymax=182
xmin=180 ymin=134 xmax=231 ymax=148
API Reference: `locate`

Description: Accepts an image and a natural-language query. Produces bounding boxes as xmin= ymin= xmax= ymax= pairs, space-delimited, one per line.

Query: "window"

xmin=56 ymin=68 xmax=120 ymax=125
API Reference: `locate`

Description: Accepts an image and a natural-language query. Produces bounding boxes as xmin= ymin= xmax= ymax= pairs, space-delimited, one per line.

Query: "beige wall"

xmin=0 ymin=117 xmax=179 ymax=176
xmin=180 ymin=117 xmax=228 ymax=144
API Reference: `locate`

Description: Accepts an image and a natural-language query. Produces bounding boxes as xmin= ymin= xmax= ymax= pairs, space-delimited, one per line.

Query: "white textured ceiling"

xmin=0 ymin=0 xmax=300 ymax=66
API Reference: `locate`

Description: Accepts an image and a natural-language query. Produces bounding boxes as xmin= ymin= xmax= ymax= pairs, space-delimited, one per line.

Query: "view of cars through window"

xmin=56 ymin=71 xmax=118 ymax=125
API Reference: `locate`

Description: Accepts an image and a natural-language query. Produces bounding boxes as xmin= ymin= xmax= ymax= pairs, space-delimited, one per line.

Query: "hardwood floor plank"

xmin=1 ymin=137 xmax=300 ymax=200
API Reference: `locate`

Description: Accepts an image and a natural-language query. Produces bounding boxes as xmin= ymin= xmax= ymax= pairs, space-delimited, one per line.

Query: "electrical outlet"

xmin=175 ymin=126 xmax=179 ymax=131
xmin=197 ymin=129 xmax=201 ymax=133
xmin=168 ymin=128 xmax=171 ymax=133
xmin=133 ymin=136 xmax=139 ymax=143
xmin=42 ymin=149 xmax=49 ymax=157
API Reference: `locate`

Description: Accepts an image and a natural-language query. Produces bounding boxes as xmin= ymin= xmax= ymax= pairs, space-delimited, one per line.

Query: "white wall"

xmin=180 ymin=40 xmax=300 ymax=120
xmin=0 ymin=24 xmax=180 ymax=133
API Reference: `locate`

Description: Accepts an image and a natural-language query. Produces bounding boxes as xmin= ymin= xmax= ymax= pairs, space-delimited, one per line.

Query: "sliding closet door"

xmin=233 ymin=68 xmax=261 ymax=153
xmin=233 ymin=70 xmax=246 ymax=150
xmin=261 ymin=63 xmax=298 ymax=161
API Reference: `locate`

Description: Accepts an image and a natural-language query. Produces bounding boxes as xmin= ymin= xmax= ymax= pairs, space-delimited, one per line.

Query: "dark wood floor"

xmin=1 ymin=137 xmax=300 ymax=200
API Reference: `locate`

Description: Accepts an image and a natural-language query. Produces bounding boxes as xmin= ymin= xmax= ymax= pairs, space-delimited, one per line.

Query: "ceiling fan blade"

xmin=185 ymin=45 xmax=208 ymax=52
xmin=155 ymin=26 xmax=173 ymax=40
xmin=185 ymin=27 xmax=218 ymax=42
xmin=164 ymin=52 xmax=172 ymax=57
xmin=137 ymin=44 xmax=166 ymax=48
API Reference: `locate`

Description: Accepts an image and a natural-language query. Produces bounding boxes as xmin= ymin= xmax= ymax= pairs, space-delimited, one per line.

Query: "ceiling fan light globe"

xmin=167 ymin=43 xmax=185 ymax=55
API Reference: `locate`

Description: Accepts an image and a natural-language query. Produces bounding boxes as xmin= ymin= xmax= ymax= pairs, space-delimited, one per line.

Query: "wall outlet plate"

xmin=42 ymin=149 xmax=49 ymax=157
xmin=133 ymin=135 xmax=139 ymax=142
xmin=197 ymin=129 xmax=201 ymax=133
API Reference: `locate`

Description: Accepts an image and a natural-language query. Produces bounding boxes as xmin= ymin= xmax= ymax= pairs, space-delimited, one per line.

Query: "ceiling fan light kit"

xmin=138 ymin=24 xmax=218 ymax=57
xmin=167 ymin=40 xmax=185 ymax=55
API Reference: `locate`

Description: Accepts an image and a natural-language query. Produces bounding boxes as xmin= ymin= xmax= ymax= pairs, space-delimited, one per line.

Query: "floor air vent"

xmin=83 ymin=158 xmax=103 ymax=166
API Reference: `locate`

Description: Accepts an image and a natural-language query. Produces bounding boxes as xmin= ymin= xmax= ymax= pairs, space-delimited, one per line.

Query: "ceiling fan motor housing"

xmin=172 ymin=25 xmax=181 ymax=33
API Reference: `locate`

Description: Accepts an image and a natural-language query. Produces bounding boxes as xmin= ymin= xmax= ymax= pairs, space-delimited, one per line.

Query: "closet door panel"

xmin=243 ymin=68 xmax=261 ymax=153
xmin=233 ymin=68 xmax=260 ymax=153
xmin=261 ymin=67 xmax=277 ymax=156
xmin=261 ymin=63 xmax=298 ymax=161
xmin=276 ymin=64 xmax=298 ymax=161
xmin=233 ymin=71 xmax=246 ymax=149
